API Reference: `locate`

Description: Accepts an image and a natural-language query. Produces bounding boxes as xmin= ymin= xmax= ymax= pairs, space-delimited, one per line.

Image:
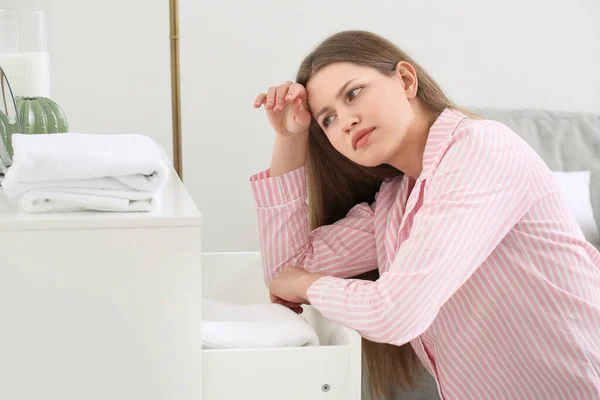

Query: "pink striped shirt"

xmin=249 ymin=108 xmax=600 ymax=399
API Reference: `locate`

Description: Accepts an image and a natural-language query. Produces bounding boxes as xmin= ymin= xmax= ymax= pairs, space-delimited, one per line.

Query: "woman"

xmin=250 ymin=30 xmax=600 ymax=399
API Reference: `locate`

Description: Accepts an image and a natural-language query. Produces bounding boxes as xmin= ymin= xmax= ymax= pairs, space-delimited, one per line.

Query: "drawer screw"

xmin=322 ymin=383 xmax=330 ymax=392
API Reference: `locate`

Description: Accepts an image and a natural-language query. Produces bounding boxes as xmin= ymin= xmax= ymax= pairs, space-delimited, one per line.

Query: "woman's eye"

xmin=323 ymin=115 xmax=335 ymax=127
xmin=348 ymin=87 xmax=361 ymax=100
xmin=322 ymin=87 xmax=361 ymax=128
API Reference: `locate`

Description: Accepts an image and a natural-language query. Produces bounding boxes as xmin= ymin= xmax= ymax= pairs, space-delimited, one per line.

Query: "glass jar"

xmin=0 ymin=8 xmax=51 ymax=98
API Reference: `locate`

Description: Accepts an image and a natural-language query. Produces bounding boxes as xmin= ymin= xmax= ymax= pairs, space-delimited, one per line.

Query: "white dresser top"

xmin=0 ymin=157 xmax=202 ymax=232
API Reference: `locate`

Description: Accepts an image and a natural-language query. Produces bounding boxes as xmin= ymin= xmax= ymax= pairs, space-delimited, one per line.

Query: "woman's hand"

xmin=269 ymin=294 xmax=304 ymax=314
xmin=269 ymin=266 xmax=325 ymax=306
xmin=254 ymin=82 xmax=312 ymax=138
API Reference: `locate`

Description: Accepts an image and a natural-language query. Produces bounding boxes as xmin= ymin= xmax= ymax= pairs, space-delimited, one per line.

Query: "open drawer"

xmin=201 ymin=252 xmax=362 ymax=400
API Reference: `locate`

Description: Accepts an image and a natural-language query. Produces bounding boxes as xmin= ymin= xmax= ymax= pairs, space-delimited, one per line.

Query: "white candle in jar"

xmin=0 ymin=52 xmax=51 ymax=98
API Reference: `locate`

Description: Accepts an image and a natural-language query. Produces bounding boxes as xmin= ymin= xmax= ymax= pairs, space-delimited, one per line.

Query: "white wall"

xmin=3 ymin=1 xmax=599 ymax=253
xmin=0 ymin=0 xmax=173 ymax=160
xmin=180 ymin=0 xmax=600 ymax=252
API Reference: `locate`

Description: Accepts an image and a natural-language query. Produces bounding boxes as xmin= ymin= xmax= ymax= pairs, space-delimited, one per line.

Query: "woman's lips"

xmin=353 ymin=128 xmax=375 ymax=150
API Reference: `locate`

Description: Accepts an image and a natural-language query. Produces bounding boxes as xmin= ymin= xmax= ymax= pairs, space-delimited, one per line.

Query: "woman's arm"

xmin=250 ymin=162 xmax=379 ymax=287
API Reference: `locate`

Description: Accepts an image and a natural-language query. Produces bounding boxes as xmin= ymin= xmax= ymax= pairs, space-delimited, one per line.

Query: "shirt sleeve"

xmin=306 ymin=129 xmax=534 ymax=345
xmin=249 ymin=165 xmax=379 ymax=287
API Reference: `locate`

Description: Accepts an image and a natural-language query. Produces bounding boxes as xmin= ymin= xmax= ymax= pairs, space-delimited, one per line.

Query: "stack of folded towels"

xmin=202 ymin=299 xmax=320 ymax=349
xmin=1 ymin=133 xmax=169 ymax=213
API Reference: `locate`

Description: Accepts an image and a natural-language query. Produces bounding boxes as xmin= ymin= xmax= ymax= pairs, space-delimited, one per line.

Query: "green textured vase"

xmin=16 ymin=96 xmax=68 ymax=136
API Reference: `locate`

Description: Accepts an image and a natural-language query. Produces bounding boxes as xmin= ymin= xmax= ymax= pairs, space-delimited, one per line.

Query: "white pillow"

xmin=552 ymin=171 xmax=600 ymax=245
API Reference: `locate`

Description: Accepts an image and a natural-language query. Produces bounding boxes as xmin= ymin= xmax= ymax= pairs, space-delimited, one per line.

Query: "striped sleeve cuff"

xmin=249 ymin=165 xmax=307 ymax=207
xmin=306 ymin=275 xmax=341 ymax=310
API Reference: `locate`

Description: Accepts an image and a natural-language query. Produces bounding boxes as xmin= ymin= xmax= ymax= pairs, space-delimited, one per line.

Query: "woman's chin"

xmin=353 ymin=155 xmax=385 ymax=168
xmin=353 ymin=148 xmax=389 ymax=168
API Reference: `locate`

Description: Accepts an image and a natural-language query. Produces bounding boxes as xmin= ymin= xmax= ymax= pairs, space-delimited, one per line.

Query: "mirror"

xmin=0 ymin=65 xmax=20 ymax=177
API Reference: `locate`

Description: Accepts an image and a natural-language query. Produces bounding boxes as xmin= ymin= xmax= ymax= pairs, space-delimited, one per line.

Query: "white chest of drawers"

xmin=0 ymin=166 xmax=203 ymax=400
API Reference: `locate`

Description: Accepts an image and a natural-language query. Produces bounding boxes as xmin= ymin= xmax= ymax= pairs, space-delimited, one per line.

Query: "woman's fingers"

xmin=256 ymin=82 xmax=301 ymax=110
xmin=265 ymin=86 xmax=277 ymax=110
xmin=286 ymin=83 xmax=306 ymax=102
xmin=254 ymin=93 xmax=267 ymax=108
xmin=274 ymin=297 xmax=301 ymax=308
xmin=255 ymin=81 xmax=311 ymax=136
xmin=270 ymin=293 xmax=304 ymax=313
xmin=274 ymin=82 xmax=292 ymax=111
xmin=287 ymin=94 xmax=311 ymax=128
xmin=255 ymin=82 xmax=306 ymax=106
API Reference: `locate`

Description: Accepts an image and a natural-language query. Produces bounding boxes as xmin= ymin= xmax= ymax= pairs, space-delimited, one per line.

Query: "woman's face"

xmin=306 ymin=61 xmax=419 ymax=167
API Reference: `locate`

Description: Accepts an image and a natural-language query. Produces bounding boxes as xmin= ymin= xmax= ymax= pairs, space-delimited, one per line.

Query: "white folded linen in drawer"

xmin=202 ymin=299 xmax=320 ymax=349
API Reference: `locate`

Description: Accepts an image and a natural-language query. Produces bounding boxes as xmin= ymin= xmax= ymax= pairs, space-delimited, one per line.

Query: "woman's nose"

xmin=340 ymin=114 xmax=359 ymax=133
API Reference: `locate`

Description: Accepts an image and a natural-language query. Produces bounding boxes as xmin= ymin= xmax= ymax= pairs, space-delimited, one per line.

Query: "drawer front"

xmin=203 ymin=345 xmax=358 ymax=399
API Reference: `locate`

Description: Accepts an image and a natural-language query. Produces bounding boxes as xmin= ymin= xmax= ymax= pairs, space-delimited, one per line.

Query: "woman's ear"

xmin=395 ymin=61 xmax=418 ymax=99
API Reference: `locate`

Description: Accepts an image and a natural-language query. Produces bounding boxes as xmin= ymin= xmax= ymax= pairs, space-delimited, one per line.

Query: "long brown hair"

xmin=295 ymin=30 xmax=471 ymax=399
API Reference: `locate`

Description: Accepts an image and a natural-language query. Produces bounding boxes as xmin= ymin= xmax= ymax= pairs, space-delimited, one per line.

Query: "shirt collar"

xmin=419 ymin=108 xmax=468 ymax=180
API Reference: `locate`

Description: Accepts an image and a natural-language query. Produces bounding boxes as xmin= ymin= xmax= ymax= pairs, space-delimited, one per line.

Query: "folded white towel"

xmin=202 ymin=299 xmax=320 ymax=349
xmin=16 ymin=187 xmax=160 ymax=213
xmin=1 ymin=133 xmax=169 ymax=212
